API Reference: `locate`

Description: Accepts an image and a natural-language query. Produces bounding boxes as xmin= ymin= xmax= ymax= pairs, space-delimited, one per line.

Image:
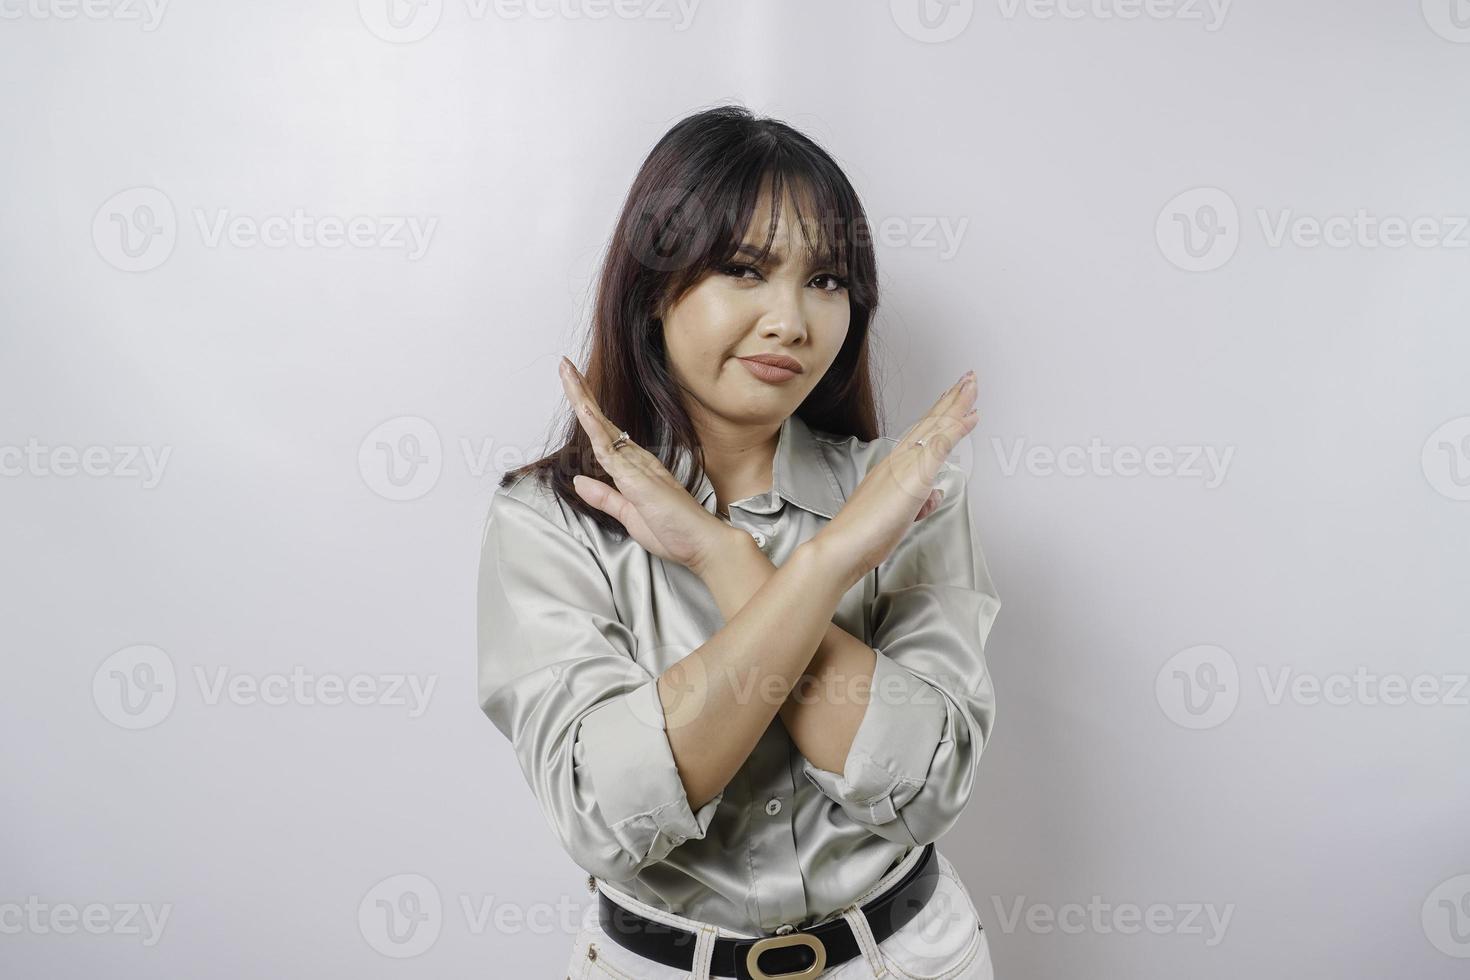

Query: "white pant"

xmin=566 ymin=846 xmax=995 ymax=979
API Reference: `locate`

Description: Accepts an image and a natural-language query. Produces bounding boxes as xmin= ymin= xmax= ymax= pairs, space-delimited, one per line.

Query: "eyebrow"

xmin=733 ymin=241 xmax=840 ymax=272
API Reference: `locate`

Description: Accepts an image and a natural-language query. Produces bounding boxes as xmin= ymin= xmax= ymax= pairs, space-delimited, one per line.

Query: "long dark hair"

xmin=500 ymin=104 xmax=883 ymax=540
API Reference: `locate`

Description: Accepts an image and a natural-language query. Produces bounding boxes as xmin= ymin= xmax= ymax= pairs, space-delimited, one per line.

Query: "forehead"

xmin=735 ymin=180 xmax=838 ymax=266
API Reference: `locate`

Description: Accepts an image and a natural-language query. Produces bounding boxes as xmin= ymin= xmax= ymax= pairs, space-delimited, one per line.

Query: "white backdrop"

xmin=3 ymin=2 xmax=1468 ymax=977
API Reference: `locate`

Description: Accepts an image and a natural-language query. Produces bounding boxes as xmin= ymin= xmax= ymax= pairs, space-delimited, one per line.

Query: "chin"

xmin=734 ymin=406 xmax=796 ymax=427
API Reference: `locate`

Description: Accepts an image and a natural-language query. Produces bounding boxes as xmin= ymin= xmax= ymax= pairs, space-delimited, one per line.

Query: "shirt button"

xmin=764 ymin=798 xmax=783 ymax=816
xmin=750 ymin=529 xmax=767 ymax=548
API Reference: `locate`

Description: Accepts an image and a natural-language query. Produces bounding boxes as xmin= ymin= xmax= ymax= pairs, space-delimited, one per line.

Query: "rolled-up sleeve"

xmin=801 ymin=463 xmax=1000 ymax=847
xmin=477 ymin=485 xmax=722 ymax=882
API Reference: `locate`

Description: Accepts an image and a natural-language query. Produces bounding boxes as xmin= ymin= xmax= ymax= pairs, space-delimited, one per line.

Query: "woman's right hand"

xmin=559 ymin=356 xmax=745 ymax=577
xmin=811 ymin=370 xmax=980 ymax=589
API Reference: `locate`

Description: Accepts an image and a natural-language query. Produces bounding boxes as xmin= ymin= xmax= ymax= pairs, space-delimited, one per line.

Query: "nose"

xmin=757 ymin=285 xmax=808 ymax=345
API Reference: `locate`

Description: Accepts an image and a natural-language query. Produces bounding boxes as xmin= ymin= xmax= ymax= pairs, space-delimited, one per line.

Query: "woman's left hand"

xmin=558 ymin=357 xmax=741 ymax=575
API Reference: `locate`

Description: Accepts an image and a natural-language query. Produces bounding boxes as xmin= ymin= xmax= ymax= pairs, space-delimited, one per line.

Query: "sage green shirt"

xmin=476 ymin=412 xmax=1001 ymax=937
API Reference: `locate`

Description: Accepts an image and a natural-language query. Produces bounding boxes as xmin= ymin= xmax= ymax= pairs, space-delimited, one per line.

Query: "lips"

xmin=737 ymin=354 xmax=803 ymax=384
xmin=738 ymin=353 xmax=804 ymax=373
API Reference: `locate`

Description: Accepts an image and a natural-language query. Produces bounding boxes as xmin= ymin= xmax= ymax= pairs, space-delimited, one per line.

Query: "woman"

xmin=478 ymin=105 xmax=1001 ymax=979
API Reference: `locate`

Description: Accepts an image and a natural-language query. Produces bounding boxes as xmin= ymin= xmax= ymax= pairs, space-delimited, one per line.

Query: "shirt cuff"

xmin=801 ymin=649 xmax=949 ymax=825
xmin=575 ymin=675 xmax=722 ymax=859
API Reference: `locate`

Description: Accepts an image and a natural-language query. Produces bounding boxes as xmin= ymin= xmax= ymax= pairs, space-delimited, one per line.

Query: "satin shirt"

xmin=476 ymin=412 xmax=1001 ymax=937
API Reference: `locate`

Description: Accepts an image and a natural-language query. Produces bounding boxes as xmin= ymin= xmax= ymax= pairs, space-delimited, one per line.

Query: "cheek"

xmin=692 ymin=289 xmax=747 ymax=335
xmin=663 ymin=321 xmax=735 ymax=384
xmin=817 ymin=305 xmax=851 ymax=356
xmin=668 ymin=291 xmax=749 ymax=360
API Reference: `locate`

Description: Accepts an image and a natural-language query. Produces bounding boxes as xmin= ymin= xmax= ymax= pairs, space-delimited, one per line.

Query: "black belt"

xmin=596 ymin=842 xmax=938 ymax=979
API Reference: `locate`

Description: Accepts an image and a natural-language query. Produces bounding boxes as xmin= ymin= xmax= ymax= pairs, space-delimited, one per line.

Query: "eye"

xmin=811 ymin=273 xmax=848 ymax=292
xmin=720 ymin=263 xmax=762 ymax=281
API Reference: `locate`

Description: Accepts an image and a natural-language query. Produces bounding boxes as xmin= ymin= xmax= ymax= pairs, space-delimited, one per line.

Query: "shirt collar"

xmin=673 ymin=413 xmax=845 ymax=520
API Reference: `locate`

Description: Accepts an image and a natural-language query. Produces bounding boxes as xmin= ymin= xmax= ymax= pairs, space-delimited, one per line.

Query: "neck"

xmin=693 ymin=411 xmax=780 ymax=515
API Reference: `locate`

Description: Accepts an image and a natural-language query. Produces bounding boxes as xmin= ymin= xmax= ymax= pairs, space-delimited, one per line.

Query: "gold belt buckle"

xmin=745 ymin=931 xmax=827 ymax=979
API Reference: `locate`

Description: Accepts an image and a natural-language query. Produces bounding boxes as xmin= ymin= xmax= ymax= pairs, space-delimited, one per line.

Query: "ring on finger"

xmin=610 ymin=430 xmax=631 ymax=451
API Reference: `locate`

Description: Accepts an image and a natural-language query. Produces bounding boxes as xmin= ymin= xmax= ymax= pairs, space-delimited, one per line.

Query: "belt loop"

xmin=690 ymin=924 xmax=717 ymax=980
xmin=839 ymin=905 xmax=888 ymax=977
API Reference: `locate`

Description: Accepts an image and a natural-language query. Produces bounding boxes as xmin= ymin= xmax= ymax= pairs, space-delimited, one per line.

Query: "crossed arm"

xmin=695 ymin=528 xmax=876 ymax=775
xmin=684 ymin=462 xmax=999 ymax=849
xmin=478 ymin=467 xmax=997 ymax=881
